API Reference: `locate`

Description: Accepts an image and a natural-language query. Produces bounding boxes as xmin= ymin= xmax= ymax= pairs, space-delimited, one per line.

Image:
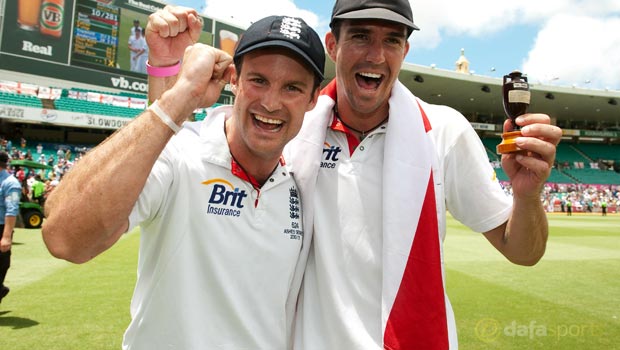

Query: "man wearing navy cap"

xmin=287 ymin=0 xmax=562 ymax=349
xmin=43 ymin=6 xmax=324 ymax=349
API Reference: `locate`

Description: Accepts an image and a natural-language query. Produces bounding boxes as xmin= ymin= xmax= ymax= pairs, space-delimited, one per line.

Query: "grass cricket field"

xmin=1 ymin=213 xmax=618 ymax=349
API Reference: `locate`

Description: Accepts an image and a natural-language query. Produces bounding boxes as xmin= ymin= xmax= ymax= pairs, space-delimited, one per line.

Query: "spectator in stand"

xmin=54 ymin=161 xmax=65 ymax=179
xmin=47 ymin=155 xmax=55 ymax=167
xmin=36 ymin=143 xmax=43 ymax=154
xmin=14 ymin=167 xmax=25 ymax=183
xmin=20 ymin=182 xmax=30 ymax=202
xmin=56 ymin=148 xmax=65 ymax=160
xmin=26 ymin=173 xmax=35 ymax=194
xmin=44 ymin=179 xmax=54 ymax=200
xmin=48 ymin=174 xmax=59 ymax=192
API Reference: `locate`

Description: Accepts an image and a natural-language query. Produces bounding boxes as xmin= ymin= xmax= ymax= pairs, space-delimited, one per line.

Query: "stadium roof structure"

xmin=322 ymin=60 xmax=620 ymax=128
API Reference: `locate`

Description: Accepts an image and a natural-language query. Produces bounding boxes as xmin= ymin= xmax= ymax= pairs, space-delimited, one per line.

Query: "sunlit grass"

xmin=1 ymin=214 xmax=618 ymax=349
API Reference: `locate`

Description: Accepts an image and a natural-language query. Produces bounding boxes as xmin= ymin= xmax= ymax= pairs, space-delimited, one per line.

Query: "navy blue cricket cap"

xmin=330 ymin=0 xmax=420 ymax=36
xmin=234 ymin=15 xmax=325 ymax=80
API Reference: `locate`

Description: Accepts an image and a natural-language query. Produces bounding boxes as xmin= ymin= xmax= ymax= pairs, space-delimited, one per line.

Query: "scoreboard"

xmin=0 ymin=0 xmax=243 ymax=96
xmin=73 ymin=0 xmax=120 ymax=68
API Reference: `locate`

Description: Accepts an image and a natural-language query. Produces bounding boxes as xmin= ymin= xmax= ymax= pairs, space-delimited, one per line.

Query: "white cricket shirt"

xmin=124 ymin=107 xmax=303 ymax=350
xmin=295 ymin=103 xmax=512 ymax=350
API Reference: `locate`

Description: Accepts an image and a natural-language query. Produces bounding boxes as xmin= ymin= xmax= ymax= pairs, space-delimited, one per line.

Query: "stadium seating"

xmin=494 ymin=167 xmax=509 ymax=182
xmin=54 ymin=97 xmax=142 ymax=118
xmin=562 ymin=168 xmax=620 ymax=185
xmin=70 ymin=87 xmax=145 ymax=100
xmin=0 ymin=91 xmax=43 ymax=108
xmin=491 ymin=166 xmax=579 ymax=184
xmin=555 ymin=143 xmax=590 ymax=164
xmin=548 ymin=168 xmax=577 ymax=184
xmin=192 ymin=104 xmax=224 ymax=122
xmin=480 ymin=137 xmax=502 ymax=161
xmin=574 ymin=143 xmax=620 ymax=162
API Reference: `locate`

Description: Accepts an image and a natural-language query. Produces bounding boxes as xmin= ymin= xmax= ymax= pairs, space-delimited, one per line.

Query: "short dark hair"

xmin=330 ymin=19 xmax=344 ymax=41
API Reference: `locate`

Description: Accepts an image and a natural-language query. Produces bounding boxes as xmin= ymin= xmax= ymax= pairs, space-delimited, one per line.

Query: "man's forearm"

xmin=1 ymin=216 xmax=16 ymax=252
xmin=511 ymin=194 xmax=548 ymax=262
xmin=42 ymin=109 xmax=177 ymax=263
xmin=2 ymin=216 xmax=16 ymax=240
xmin=486 ymin=195 xmax=548 ymax=266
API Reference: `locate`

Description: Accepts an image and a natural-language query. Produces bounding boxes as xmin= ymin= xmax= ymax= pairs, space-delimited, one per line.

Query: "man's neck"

xmin=230 ymin=151 xmax=280 ymax=187
xmin=225 ymin=119 xmax=281 ymax=187
xmin=335 ymin=98 xmax=389 ymax=135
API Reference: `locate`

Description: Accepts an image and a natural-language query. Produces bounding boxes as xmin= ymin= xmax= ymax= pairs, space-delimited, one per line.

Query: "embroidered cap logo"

xmin=279 ymin=17 xmax=302 ymax=40
xmin=233 ymin=15 xmax=325 ymax=79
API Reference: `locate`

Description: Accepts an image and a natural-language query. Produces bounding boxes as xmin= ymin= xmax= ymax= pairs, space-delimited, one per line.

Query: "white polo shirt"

xmin=295 ymin=104 xmax=512 ymax=349
xmin=125 ymin=106 xmax=303 ymax=350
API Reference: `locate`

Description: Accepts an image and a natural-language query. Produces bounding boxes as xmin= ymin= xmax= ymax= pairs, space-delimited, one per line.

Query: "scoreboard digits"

xmin=72 ymin=0 xmax=119 ymax=68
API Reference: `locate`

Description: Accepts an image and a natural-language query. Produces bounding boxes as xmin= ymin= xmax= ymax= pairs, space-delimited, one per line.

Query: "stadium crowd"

xmin=1 ymin=136 xmax=617 ymax=215
xmin=0 ymin=136 xmax=86 ymax=204
xmin=501 ymin=182 xmax=619 ymax=214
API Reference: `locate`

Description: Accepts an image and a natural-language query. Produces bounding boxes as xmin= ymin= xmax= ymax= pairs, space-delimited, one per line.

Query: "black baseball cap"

xmin=234 ymin=15 xmax=325 ymax=80
xmin=330 ymin=0 xmax=419 ymax=36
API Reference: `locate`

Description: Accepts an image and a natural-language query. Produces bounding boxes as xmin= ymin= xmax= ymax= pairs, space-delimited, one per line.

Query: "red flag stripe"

xmin=384 ymin=172 xmax=449 ymax=349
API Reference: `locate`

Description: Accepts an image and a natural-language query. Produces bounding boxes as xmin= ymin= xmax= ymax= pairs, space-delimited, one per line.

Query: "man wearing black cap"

xmin=0 ymin=151 xmax=21 ymax=304
xmin=42 ymin=6 xmax=324 ymax=349
xmin=287 ymin=0 xmax=562 ymax=348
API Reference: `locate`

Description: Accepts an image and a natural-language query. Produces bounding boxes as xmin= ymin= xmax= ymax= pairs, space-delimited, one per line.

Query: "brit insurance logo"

xmin=202 ymin=178 xmax=248 ymax=218
xmin=321 ymin=142 xmax=342 ymax=169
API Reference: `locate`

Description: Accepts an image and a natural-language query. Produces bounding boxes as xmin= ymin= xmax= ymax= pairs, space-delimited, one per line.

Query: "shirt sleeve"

xmin=127 ymin=151 xmax=174 ymax=232
xmin=426 ymin=103 xmax=512 ymax=233
xmin=443 ymin=121 xmax=512 ymax=233
xmin=4 ymin=182 xmax=21 ymax=217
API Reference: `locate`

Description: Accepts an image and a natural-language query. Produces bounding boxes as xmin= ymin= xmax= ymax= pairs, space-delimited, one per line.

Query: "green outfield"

xmin=444 ymin=213 xmax=620 ymax=349
xmin=0 ymin=214 xmax=618 ymax=349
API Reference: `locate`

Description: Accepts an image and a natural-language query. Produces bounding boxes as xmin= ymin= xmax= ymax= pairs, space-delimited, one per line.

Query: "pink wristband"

xmin=146 ymin=61 xmax=181 ymax=77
